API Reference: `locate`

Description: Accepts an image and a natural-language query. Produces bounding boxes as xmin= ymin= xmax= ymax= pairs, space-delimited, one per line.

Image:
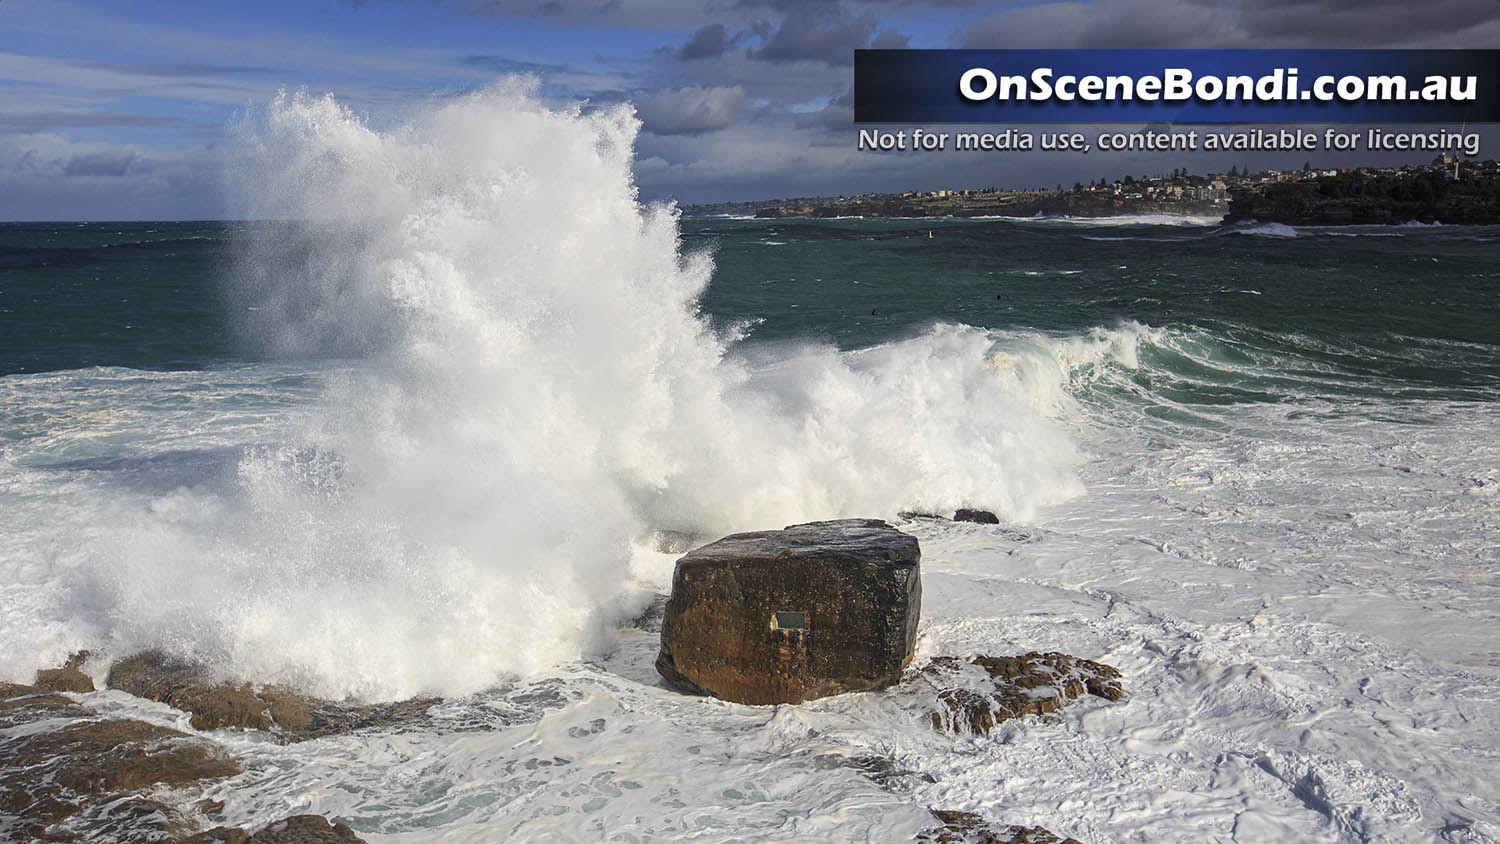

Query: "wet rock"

xmin=0 ymin=682 xmax=89 ymax=729
xmin=650 ymin=529 xmax=702 ymax=555
xmin=245 ymin=815 xmax=367 ymax=843
xmin=840 ymin=753 xmax=935 ymax=792
xmin=109 ymin=652 xmax=274 ymax=732
xmin=0 ymin=715 xmax=241 ymax=841
xmin=290 ymin=696 xmax=439 ymax=740
xmin=106 ymin=652 xmax=421 ymax=740
xmin=627 ymin=595 xmax=669 ymax=633
xmin=35 ymin=667 xmax=95 ymax=694
xmin=952 ymin=509 xmax=1000 ymax=524
xmin=922 ymin=652 xmax=1124 ymax=735
xmin=0 ymin=681 xmax=38 ymax=699
xmin=173 ymin=684 xmax=276 ymax=731
xmin=657 ymin=518 xmax=921 ymax=705
xmin=0 ymin=679 xmax=366 ymax=844
xmin=184 ymin=815 xmax=368 ymax=844
xmin=920 ymin=809 xmax=1083 ymax=844
xmin=261 ymin=687 xmax=316 ymax=732
xmin=36 ymin=651 xmax=95 ymax=694
xmin=50 ymin=795 xmax=201 ymax=843
xmin=197 ymin=799 xmax=227 ymax=819
xmin=183 ymin=828 xmax=253 ymax=844
xmin=2 ymin=719 xmax=241 ymax=793
xmin=108 ymin=651 xmax=213 ymax=704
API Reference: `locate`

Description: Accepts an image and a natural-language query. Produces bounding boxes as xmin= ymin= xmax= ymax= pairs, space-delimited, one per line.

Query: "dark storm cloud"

xmin=635 ymin=85 xmax=745 ymax=134
xmin=678 ymin=24 xmax=731 ymax=60
xmin=792 ymin=84 xmax=854 ymax=132
xmin=961 ymin=0 xmax=1238 ymax=49
xmin=750 ymin=7 xmax=905 ymax=65
xmin=794 ymin=100 xmax=854 ymax=131
xmin=353 ymin=0 xmax=1500 ymax=46
xmin=403 ymin=0 xmax=725 ymax=27
xmin=869 ymin=29 xmax=910 ymax=49
xmin=961 ymin=0 xmax=1500 ymax=48
xmin=1234 ymin=0 xmax=1500 ymax=45
xmin=732 ymin=0 xmax=843 ymax=10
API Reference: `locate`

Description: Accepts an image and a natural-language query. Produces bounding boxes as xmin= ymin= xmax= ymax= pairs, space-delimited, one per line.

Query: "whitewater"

xmin=1 ymin=83 xmax=1497 ymax=842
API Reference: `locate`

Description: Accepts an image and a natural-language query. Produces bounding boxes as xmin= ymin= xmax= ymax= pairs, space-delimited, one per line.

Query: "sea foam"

xmin=3 ymin=84 xmax=1085 ymax=699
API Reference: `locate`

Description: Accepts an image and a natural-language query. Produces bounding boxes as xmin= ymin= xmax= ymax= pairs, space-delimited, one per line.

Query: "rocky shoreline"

xmin=4 ymin=648 xmax=1120 ymax=843
xmin=2 ymin=516 xmax=1124 ymax=843
xmin=1225 ymin=170 xmax=1500 ymax=225
xmin=750 ymin=192 xmax=1218 ymax=220
xmin=0 ymin=675 xmax=364 ymax=843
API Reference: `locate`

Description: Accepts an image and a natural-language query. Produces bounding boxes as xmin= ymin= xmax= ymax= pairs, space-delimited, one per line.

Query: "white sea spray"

xmin=0 ymin=84 xmax=1086 ymax=699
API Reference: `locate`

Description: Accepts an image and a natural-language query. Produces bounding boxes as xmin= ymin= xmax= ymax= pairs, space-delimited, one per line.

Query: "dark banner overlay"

xmin=854 ymin=50 xmax=1500 ymax=123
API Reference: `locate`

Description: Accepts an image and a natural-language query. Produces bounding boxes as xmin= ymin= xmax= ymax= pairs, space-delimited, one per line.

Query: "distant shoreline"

xmin=684 ymin=191 xmax=1223 ymax=222
xmin=684 ymin=158 xmax=1500 ymax=226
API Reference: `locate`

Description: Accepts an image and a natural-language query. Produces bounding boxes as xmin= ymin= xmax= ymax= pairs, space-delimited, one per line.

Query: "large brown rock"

xmin=656 ymin=518 xmax=921 ymax=705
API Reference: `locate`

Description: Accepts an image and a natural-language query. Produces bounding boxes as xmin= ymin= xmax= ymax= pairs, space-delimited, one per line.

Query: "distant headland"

xmin=683 ymin=156 xmax=1500 ymax=226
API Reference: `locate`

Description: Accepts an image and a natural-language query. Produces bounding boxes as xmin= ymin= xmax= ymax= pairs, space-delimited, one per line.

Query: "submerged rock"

xmin=656 ymin=518 xmax=921 ymax=705
xmin=185 ymin=815 xmax=368 ymax=843
xmin=0 ymin=679 xmax=369 ymax=843
xmin=952 ymin=509 xmax=1000 ymax=524
xmin=922 ymin=652 xmax=1124 ymax=735
xmin=920 ymin=809 xmax=1083 ymax=844
xmin=0 ymin=681 xmax=242 ymax=842
xmin=51 ymin=795 xmax=203 ymax=843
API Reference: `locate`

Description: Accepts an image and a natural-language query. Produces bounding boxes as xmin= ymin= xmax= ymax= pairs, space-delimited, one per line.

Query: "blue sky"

xmin=3 ymin=0 xmax=1498 ymax=219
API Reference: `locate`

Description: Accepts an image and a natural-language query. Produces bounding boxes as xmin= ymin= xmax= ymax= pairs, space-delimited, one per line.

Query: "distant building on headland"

xmin=680 ymin=157 xmax=1500 ymax=222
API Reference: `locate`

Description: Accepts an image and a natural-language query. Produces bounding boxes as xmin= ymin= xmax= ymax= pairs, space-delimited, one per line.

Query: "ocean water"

xmin=2 ymin=86 xmax=1499 ymax=842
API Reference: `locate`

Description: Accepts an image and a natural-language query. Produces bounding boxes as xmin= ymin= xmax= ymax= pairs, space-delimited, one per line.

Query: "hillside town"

xmin=683 ymin=155 xmax=1500 ymax=222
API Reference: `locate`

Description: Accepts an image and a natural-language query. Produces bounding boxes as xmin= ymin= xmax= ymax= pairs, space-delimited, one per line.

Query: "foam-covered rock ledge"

xmin=185 ymin=814 xmax=367 ymax=843
xmin=922 ymin=652 xmax=1124 ymax=735
xmin=0 ymin=679 xmax=373 ymax=843
xmin=0 ymin=658 xmax=383 ymax=843
xmin=920 ymin=809 xmax=1083 ymax=844
xmin=657 ymin=518 xmax=921 ymax=705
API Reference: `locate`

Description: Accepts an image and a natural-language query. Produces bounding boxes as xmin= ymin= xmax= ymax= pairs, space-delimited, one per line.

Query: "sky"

xmin=1 ymin=0 xmax=1498 ymax=219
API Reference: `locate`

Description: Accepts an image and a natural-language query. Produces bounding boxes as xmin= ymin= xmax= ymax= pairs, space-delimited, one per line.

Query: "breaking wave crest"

xmin=16 ymin=84 xmax=1088 ymax=699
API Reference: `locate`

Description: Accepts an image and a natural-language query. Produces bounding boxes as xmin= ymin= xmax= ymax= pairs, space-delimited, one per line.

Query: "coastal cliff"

xmin=1225 ymin=170 xmax=1500 ymax=225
